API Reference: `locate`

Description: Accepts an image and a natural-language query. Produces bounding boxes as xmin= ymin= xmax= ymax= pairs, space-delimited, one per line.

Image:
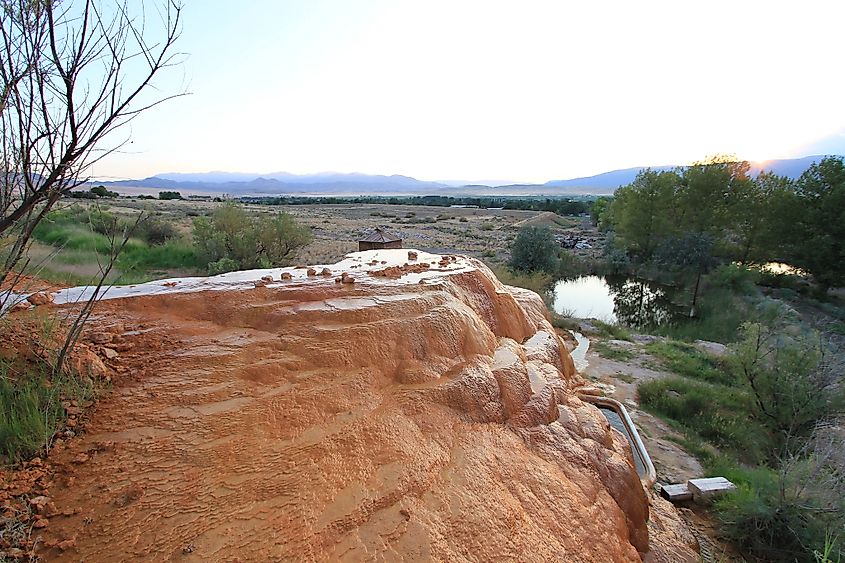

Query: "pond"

xmin=552 ymin=274 xmax=685 ymax=327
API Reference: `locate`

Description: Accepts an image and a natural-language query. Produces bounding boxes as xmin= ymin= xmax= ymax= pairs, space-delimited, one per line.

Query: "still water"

xmin=552 ymin=275 xmax=683 ymax=327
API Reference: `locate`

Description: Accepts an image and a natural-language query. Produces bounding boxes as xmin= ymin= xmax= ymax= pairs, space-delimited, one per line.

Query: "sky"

xmin=92 ymin=0 xmax=845 ymax=184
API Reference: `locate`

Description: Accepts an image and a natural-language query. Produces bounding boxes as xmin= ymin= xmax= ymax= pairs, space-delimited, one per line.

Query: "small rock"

xmin=335 ymin=277 xmax=342 ymax=284
xmin=29 ymin=495 xmax=50 ymax=509
xmin=73 ymin=453 xmax=90 ymax=464
xmin=280 ymin=272 xmax=292 ymax=280
xmin=101 ymin=347 xmax=119 ymax=360
xmin=407 ymin=251 xmax=418 ymax=260
xmin=693 ymin=339 xmax=728 ymax=357
xmin=253 ymin=279 xmax=266 ymax=288
xmin=162 ymin=281 xmax=178 ymax=287
xmin=26 ymin=292 xmax=53 ymax=306
xmin=57 ymin=539 xmax=76 ymax=551
xmin=33 ymin=517 xmax=49 ymax=528
xmin=89 ymin=332 xmax=113 ymax=344
xmin=399 ymin=508 xmax=411 ymax=520
xmin=66 ymin=418 xmax=77 ymax=428
xmin=320 ymin=268 xmax=332 ymax=276
xmin=306 ymin=268 xmax=317 ymax=276
xmin=261 ymin=275 xmax=274 ymax=283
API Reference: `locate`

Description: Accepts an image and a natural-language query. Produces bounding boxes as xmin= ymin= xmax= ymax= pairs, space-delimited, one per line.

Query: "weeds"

xmin=637 ymin=377 xmax=767 ymax=462
xmin=0 ymin=361 xmax=98 ymax=463
xmin=593 ymin=319 xmax=633 ymax=341
xmin=490 ymin=265 xmax=553 ymax=301
xmin=550 ymin=313 xmax=580 ymax=331
xmin=644 ymin=340 xmax=733 ymax=385
xmin=593 ymin=341 xmax=637 ymax=362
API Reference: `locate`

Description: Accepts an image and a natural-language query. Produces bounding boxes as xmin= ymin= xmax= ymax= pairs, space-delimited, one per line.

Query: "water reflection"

xmin=553 ymin=275 xmax=683 ymax=327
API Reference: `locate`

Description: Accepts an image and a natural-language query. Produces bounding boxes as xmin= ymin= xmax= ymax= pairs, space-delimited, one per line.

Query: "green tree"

xmin=729 ymin=171 xmax=794 ymax=264
xmin=608 ymin=169 xmax=680 ymax=261
xmin=509 ymin=225 xmax=559 ymax=273
xmin=589 ymin=196 xmax=612 ymax=230
xmin=654 ymin=232 xmax=719 ymax=315
xmin=158 ymin=191 xmax=184 ymax=200
xmin=677 ymin=156 xmax=752 ymax=238
xmin=787 ymin=156 xmax=845 ymax=290
xmin=90 ymin=185 xmax=118 ymax=198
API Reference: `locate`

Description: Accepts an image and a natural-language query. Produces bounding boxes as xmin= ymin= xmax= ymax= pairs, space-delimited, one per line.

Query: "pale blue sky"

xmin=93 ymin=0 xmax=845 ymax=183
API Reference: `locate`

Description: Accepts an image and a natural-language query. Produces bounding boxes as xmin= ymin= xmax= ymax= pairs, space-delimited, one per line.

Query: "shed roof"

xmin=359 ymin=227 xmax=402 ymax=244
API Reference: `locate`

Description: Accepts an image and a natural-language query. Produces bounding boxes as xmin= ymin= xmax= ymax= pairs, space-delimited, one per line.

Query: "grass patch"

xmin=0 ymin=362 xmax=99 ymax=463
xmin=593 ymin=341 xmax=637 ymax=362
xmin=644 ymin=340 xmax=733 ymax=385
xmin=28 ymin=206 xmax=202 ymax=285
xmin=638 ymin=377 xmax=768 ymax=463
xmin=615 ymin=372 xmax=635 ymax=384
xmin=647 ymin=272 xmax=757 ymax=343
xmin=550 ymin=313 xmax=580 ymax=331
xmin=593 ymin=319 xmax=633 ymax=341
xmin=490 ymin=265 xmax=553 ymax=300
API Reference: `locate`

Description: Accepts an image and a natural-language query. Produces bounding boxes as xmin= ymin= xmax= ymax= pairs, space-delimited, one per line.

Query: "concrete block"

xmin=688 ymin=477 xmax=736 ymax=502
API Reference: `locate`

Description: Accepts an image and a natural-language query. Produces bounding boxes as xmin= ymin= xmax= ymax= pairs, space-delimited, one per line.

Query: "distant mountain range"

xmin=100 ymin=172 xmax=450 ymax=195
xmin=95 ymin=155 xmax=842 ymax=196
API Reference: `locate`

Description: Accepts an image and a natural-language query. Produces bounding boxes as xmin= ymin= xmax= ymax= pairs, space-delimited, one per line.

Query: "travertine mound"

xmin=35 ymin=250 xmax=696 ymax=561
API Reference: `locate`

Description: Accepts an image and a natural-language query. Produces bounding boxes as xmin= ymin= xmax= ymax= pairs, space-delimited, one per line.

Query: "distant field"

xmin=23 ymin=198 xmax=601 ymax=287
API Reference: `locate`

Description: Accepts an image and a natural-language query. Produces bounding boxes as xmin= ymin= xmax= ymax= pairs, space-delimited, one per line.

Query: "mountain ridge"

xmin=95 ymin=154 xmax=843 ymax=196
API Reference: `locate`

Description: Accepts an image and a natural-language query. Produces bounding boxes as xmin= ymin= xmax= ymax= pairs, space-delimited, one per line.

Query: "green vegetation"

xmin=550 ymin=313 xmax=580 ymax=331
xmin=592 ymin=341 xmax=636 ymax=362
xmin=592 ymin=319 xmax=632 ymax=341
xmin=192 ymin=202 xmax=311 ymax=274
xmin=604 ymin=155 xmax=845 ymax=297
xmin=243 ymin=194 xmax=594 ymax=217
xmin=490 ymin=265 xmax=553 ymax=300
xmin=509 ymin=225 xmax=560 ymax=273
xmin=0 ymin=361 xmax=99 ymax=463
xmin=638 ymin=312 xmax=845 ymax=560
xmin=31 ymin=205 xmax=202 ymax=283
xmin=158 ymin=190 xmax=184 ymax=200
xmin=644 ymin=340 xmax=731 ymax=385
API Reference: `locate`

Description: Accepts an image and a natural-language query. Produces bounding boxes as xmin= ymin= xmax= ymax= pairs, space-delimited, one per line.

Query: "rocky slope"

xmin=28 ymin=250 xmax=696 ymax=561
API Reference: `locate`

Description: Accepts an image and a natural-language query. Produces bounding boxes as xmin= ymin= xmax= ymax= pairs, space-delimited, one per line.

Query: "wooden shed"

xmin=358 ymin=227 xmax=402 ymax=251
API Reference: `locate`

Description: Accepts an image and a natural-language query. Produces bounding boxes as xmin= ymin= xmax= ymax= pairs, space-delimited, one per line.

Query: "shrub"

xmin=158 ymin=191 xmax=183 ymax=200
xmin=729 ymin=319 xmax=845 ymax=453
xmin=192 ymin=203 xmax=311 ymax=273
xmin=207 ymin=257 xmax=241 ymax=275
xmin=712 ymin=445 xmax=845 ymax=563
xmin=136 ymin=216 xmax=178 ymax=244
xmin=510 ymin=225 xmax=559 ymax=273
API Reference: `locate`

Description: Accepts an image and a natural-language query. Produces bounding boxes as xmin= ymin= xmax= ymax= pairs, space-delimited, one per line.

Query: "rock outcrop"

xmin=34 ymin=250 xmax=696 ymax=561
